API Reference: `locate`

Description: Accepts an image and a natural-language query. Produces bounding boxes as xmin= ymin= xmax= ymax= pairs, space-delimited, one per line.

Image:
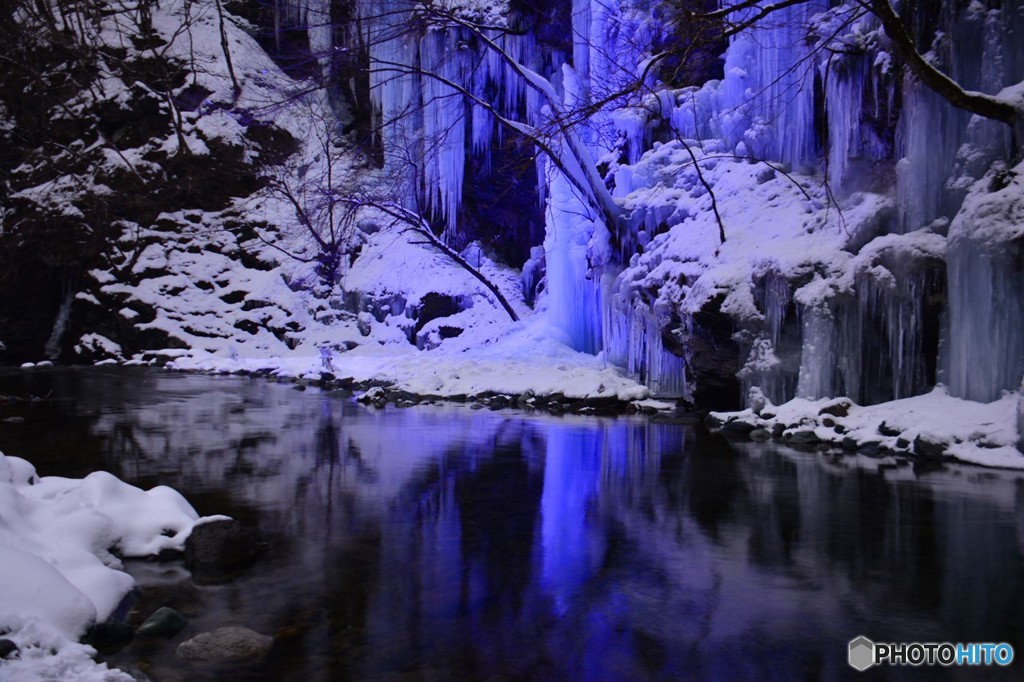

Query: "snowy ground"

xmin=167 ymin=316 xmax=653 ymax=403
xmin=0 ymin=453 xmax=212 ymax=681
xmin=709 ymin=387 xmax=1024 ymax=470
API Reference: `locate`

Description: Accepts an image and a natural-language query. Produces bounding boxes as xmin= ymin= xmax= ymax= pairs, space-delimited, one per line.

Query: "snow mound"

xmin=0 ymin=452 xmax=215 ymax=681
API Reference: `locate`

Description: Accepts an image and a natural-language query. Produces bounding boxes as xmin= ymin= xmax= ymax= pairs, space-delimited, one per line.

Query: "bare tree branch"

xmin=864 ymin=0 xmax=1018 ymax=129
xmin=345 ymin=197 xmax=520 ymax=322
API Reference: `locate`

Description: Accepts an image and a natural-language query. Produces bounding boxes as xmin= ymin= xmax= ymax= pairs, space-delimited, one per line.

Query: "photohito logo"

xmin=848 ymin=636 xmax=1014 ymax=670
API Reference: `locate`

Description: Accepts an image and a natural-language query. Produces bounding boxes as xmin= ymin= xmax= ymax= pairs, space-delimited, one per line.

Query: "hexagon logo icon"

xmin=848 ymin=636 xmax=875 ymax=671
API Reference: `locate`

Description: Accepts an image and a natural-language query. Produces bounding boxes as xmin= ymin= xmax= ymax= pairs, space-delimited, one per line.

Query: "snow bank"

xmin=0 ymin=452 xmax=211 ymax=681
xmin=709 ymin=387 xmax=1024 ymax=469
xmin=169 ymin=315 xmax=652 ymax=402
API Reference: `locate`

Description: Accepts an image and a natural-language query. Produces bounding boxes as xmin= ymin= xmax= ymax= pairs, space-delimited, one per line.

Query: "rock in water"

xmin=749 ymin=428 xmax=772 ymax=442
xmin=184 ymin=519 xmax=265 ymax=577
xmin=84 ymin=621 xmax=134 ymax=653
xmin=176 ymin=626 xmax=273 ymax=662
xmin=137 ymin=607 xmax=188 ymax=637
xmin=0 ymin=639 xmax=18 ymax=659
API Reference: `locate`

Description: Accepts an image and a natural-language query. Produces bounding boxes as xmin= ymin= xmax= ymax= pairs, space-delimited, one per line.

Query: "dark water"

xmin=0 ymin=368 xmax=1022 ymax=681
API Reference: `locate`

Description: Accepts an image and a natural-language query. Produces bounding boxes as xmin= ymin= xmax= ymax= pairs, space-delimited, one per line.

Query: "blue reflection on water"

xmin=542 ymin=426 xmax=604 ymax=615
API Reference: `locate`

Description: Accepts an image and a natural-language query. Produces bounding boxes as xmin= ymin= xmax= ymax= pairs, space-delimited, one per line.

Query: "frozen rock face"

xmin=9 ymin=0 xmax=1021 ymax=412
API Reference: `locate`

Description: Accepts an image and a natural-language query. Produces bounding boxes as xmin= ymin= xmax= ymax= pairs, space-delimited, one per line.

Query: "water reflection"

xmin=0 ymin=369 xmax=1022 ymax=680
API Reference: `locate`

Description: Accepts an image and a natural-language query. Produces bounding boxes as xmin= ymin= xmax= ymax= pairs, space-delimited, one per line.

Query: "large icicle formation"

xmin=606 ymin=0 xmax=1024 ymax=405
xmin=284 ymin=0 xmax=1024 ymax=406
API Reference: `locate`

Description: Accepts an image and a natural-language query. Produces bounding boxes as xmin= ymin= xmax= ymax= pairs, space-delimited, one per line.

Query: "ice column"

xmin=946 ymin=236 xmax=1024 ymax=403
xmin=796 ymin=306 xmax=835 ymax=400
xmin=543 ymin=158 xmax=604 ymax=353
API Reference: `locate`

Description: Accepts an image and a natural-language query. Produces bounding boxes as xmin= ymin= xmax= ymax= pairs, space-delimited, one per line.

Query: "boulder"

xmin=176 ymin=626 xmax=273 ymax=662
xmin=878 ymin=421 xmax=902 ymax=437
xmin=704 ymin=412 xmax=728 ymax=429
xmin=137 ymin=607 xmax=188 ymax=638
xmin=818 ymin=399 xmax=853 ymax=418
xmin=0 ymin=639 xmax=18 ymax=659
xmin=857 ymin=441 xmax=882 ymax=456
xmin=487 ymin=394 xmax=510 ymax=410
xmin=749 ymin=428 xmax=772 ymax=442
xmin=184 ymin=519 xmax=265 ymax=577
xmin=786 ymin=429 xmax=819 ymax=445
xmin=720 ymin=419 xmax=756 ymax=436
xmin=356 ymin=386 xmax=387 ymax=408
xmin=84 ymin=622 xmax=134 ymax=653
xmin=913 ymin=434 xmax=948 ymax=460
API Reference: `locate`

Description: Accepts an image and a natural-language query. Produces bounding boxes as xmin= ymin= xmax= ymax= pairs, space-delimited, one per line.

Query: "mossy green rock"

xmin=137 ymin=607 xmax=187 ymax=638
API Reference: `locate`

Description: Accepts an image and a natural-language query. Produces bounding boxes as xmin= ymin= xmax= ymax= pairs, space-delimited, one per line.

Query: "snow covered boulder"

xmin=0 ymin=450 xmax=214 ymax=680
xmin=0 ymin=545 xmax=100 ymax=640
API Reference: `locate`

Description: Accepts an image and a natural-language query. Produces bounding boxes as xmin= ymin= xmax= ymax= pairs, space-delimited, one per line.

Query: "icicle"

xmin=796 ymin=306 xmax=835 ymax=400
xmin=603 ymin=289 xmax=689 ymax=398
xmin=823 ymin=54 xmax=864 ymax=188
xmin=712 ymin=0 xmax=827 ymax=169
xmin=305 ymin=0 xmax=332 ymax=79
xmin=419 ymin=28 xmax=467 ymax=239
xmin=44 ymin=289 xmax=74 ymax=361
xmin=895 ymin=82 xmax=966 ymax=232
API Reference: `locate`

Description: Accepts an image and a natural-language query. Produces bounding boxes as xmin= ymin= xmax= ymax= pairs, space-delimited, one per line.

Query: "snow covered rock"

xmin=0 ymin=451 xmax=216 ymax=681
xmin=708 ymin=388 xmax=1024 ymax=469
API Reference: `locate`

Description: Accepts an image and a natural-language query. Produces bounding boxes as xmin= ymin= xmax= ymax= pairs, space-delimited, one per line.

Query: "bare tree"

xmin=261 ymin=98 xmax=355 ymax=288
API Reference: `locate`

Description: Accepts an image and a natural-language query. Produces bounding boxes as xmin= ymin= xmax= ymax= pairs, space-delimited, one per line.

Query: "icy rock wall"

xmin=738 ymin=254 xmax=943 ymax=407
xmin=896 ymin=3 xmax=1021 ymax=233
xmin=554 ymin=0 xmax=683 ymax=362
xmin=287 ymin=0 xmax=1023 ymax=406
xmin=597 ymin=0 xmax=1024 ymax=404
xmin=896 ymin=4 xmax=1024 ymax=403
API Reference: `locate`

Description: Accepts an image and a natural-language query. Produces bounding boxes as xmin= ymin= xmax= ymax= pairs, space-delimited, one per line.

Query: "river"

xmin=0 ymin=368 xmax=1021 ymax=680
